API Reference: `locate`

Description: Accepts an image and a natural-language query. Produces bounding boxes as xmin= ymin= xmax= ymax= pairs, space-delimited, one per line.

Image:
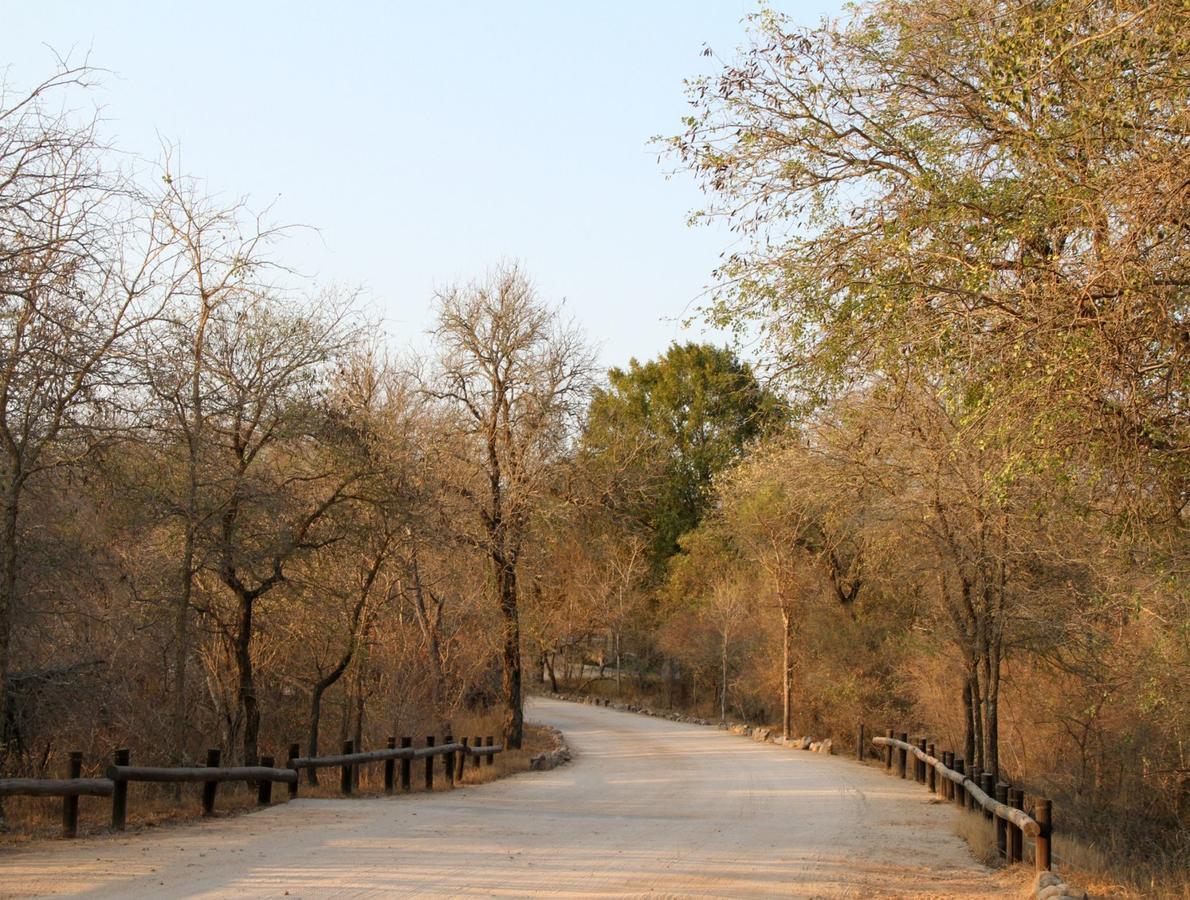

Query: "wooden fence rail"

xmin=3 ymin=733 xmax=505 ymax=839
xmin=870 ymin=733 xmax=1052 ymax=872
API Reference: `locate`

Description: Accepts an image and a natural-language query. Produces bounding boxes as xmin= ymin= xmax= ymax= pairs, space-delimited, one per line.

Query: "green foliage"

xmin=582 ymin=342 xmax=785 ymax=577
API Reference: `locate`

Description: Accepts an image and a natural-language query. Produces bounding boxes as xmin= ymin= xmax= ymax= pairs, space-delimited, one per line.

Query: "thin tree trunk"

xmin=171 ymin=533 xmax=194 ymax=800
xmin=307 ymin=682 xmax=328 ymax=785
xmin=720 ymin=635 xmax=728 ymax=722
xmin=352 ymin=656 xmax=365 ymax=789
xmin=614 ymin=631 xmax=622 ymax=695
xmin=780 ymin=606 xmax=793 ymax=741
xmin=0 ymin=480 xmax=21 ymax=827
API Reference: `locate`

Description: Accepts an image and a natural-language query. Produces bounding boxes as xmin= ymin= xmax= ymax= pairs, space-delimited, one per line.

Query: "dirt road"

xmin=1 ymin=697 xmax=1013 ymax=898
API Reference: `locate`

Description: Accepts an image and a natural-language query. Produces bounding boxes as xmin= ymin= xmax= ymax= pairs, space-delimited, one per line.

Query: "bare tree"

xmin=426 ymin=264 xmax=593 ymax=748
xmin=196 ymin=289 xmax=361 ymax=763
xmin=131 ymin=159 xmax=285 ymax=775
xmin=0 ymin=66 xmax=157 ymax=791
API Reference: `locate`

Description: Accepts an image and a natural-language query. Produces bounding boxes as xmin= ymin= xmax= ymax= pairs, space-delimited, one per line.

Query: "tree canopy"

xmin=582 ymin=342 xmax=785 ymax=575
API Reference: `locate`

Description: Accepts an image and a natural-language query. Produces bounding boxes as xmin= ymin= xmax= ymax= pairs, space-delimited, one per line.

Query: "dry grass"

xmin=949 ymin=807 xmax=1190 ymax=900
xmin=0 ymin=720 xmax=556 ymax=847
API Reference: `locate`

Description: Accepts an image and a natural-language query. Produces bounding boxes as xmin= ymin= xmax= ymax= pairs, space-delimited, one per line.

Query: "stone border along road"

xmin=0 ymin=696 xmax=1022 ymax=898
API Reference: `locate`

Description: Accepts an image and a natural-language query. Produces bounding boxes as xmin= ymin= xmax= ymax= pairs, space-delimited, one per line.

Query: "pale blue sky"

xmin=3 ymin=1 xmax=842 ymax=369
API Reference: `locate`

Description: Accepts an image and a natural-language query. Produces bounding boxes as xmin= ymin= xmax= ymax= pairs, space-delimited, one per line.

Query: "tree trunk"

xmin=171 ymin=532 xmax=195 ymax=799
xmin=962 ymin=675 xmax=976 ymax=768
xmin=545 ymin=652 xmax=558 ymax=692
xmin=352 ymin=657 xmax=365 ymax=789
xmin=780 ymin=606 xmax=793 ymax=741
xmin=614 ymin=631 xmax=622 ymax=695
xmin=307 ymin=682 xmax=327 ymax=785
xmin=0 ymin=480 xmax=20 ymax=823
xmin=720 ymin=635 xmax=728 ymax=722
xmin=497 ymin=557 xmax=523 ymax=749
xmin=234 ymin=593 xmax=259 ymax=765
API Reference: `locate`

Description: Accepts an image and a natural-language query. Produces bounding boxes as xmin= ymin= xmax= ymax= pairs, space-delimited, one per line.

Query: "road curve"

xmin=1 ymin=697 xmax=1012 ymax=898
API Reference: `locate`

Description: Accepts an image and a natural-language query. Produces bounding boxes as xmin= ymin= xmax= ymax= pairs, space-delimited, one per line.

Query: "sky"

xmin=2 ymin=1 xmax=843 ymax=371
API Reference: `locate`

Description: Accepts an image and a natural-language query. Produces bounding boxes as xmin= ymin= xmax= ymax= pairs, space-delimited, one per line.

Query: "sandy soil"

xmin=0 ymin=697 xmax=1018 ymax=898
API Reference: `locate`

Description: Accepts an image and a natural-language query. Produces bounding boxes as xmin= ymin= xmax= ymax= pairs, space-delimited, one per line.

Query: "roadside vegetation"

xmin=1 ymin=0 xmax=1184 ymax=894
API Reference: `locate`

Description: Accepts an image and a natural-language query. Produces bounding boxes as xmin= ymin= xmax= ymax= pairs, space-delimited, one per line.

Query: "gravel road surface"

xmin=0 ymin=696 xmax=1013 ymax=898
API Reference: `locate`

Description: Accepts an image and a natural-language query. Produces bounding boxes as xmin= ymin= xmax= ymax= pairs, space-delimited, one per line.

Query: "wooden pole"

xmin=995 ymin=783 xmax=1009 ymax=860
xmin=1008 ymin=788 xmax=1024 ymax=864
xmin=424 ymin=736 xmax=435 ymax=790
xmin=459 ymin=737 xmax=469 ymax=778
xmin=443 ymin=735 xmax=455 ymax=786
xmin=110 ymin=749 xmax=129 ymax=831
xmin=927 ymin=743 xmax=936 ymax=794
xmin=942 ymin=752 xmax=953 ymax=800
xmin=953 ymin=759 xmax=965 ymax=809
xmin=916 ymin=739 xmax=926 ymax=783
xmin=340 ymin=740 xmax=353 ymax=795
xmin=62 ymin=751 xmax=82 ymax=838
xmin=400 ymin=737 xmax=412 ymax=790
xmin=898 ymin=732 xmax=908 ymax=779
xmin=857 ymin=724 xmax=865 ymax=761
xmin=287 ymin=743 xmax=300 ymax=799
xmin=885 ymin=729 xmax=893 ymax=770
xmin=1035 ymin=798 xmax=1052 ymax=872
xmin=201 ymin=749 xmax=220 ymax=816
xmin=484 ymin=735 xmax=494 ymax=766
xmin=384 ymin=737 xmax=396 ymax=794
xmin=257 ymin=756 xmax=273 ymax=805
xmin=980 ymin=773 xmax=995 ymax=821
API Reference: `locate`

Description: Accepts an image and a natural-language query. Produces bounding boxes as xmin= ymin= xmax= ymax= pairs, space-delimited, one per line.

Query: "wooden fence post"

xmin=444 ymin=735 xmax=455 ymax=786
xmin=340 ymin=740 xmax=354 ymax=795
xmin=898 ymin=732 xmax=908 ymax=779
xmin=1008 ymin=788 xmax=1024 ymax=864
xmin=943 ymin=752 xmax=954 ymax=800
xmin=473 ymin=737 xmax=481 ymax=772
xmin=916 ymin=739 xmax=926 ymax=783
xmin=424 ymin=736 xmax=435 ymax=790
xmin=62 ymin=751 xmax=83 ymax=838
xmin=885 ymin=729 xmax=893 ymax=770
xmin=995 ymin=783 xmax=1009 ymax=860
xmin=485 ymin=735 xmax=494 ymax=766
xmin=257 ymin=756 xmax=273 ymax=806
xmin=400 ymin=737 xmax=412 ymax=791
xmin=953 ymin=759 xmax=965 ymax=809
xmin=287 ymin=743 xmax=300 ymax=799
xmin=980 ymin=773 xmax=994 ymax=820
xmin=926 ymin=743 xmax=936 ymax=793
xmin=1035 ymin=798 xmax=1052 ymax=872
xmin=201 ymin=749 xmax=220 ymax=816
xmin=459 ymin=738 xmax=469 ymax=778
xmin=384 ymin=737 xmax=396 ymax=794
xmin=857 ymin=724 xmax=865 ymax=761
xmin=110 ymin=749 xmax=129 ymax=831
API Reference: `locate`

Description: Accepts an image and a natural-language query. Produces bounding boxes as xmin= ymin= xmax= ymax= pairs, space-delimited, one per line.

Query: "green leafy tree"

xmin=582 ymin=342 xmax=784 ymax=576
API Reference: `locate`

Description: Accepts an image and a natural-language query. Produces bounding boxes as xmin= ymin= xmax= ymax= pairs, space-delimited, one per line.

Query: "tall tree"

xmin=0 ymin=67 xmax=155 ymax=791
xmin=669 ymin=0 xmax=1188 ymax=522
xmin=427 ymin=264 xmax=593 ymax=748
xmin=583 ymin=342 xmax=784 ymax=576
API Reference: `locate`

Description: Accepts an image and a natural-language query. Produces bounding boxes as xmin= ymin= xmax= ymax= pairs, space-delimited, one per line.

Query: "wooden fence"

xmin=0 ymin=733 xmax=503 ymax=838
xmin=862 ymin=726 xmax=1052 ymax=872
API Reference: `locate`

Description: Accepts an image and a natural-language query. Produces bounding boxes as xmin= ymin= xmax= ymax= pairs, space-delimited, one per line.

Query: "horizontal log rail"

xmin=0 ymin=777 xmax=114 ymax=797
xmin=872 ymin=737 xmax=1039 ymax=836
xmin=7 ymin=733 xmax=506 ymax=839
xmin=869 ymin=732 xmax=1052 ymax=873
xmin=106 ymin=765 xmax=298 ymax=784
